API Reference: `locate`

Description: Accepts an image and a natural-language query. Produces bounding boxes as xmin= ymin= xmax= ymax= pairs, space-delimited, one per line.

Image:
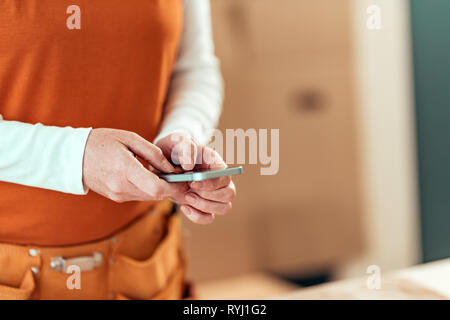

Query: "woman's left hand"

xmin=156 ymin=133 xmax=236 ymax=224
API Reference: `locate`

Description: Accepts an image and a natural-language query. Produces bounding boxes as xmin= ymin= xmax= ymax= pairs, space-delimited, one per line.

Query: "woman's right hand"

xmin=82 ymin=128 xmax=188 ymax=203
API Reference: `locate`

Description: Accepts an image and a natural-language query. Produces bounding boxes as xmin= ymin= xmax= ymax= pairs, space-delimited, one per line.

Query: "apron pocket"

xmin=151 ymin=260 xmax=185 ymax=300
xmin=115 ymin=257 xmax=186 ymax=300
xmin=0 ymin=269 xmax=36 ymax=300
xmin=111 ymin=215 xmax=181 ymax=299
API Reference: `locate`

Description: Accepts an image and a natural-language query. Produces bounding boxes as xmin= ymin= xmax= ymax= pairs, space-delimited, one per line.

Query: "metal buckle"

xmin=50 ymin=252 xmax=103 ymax=274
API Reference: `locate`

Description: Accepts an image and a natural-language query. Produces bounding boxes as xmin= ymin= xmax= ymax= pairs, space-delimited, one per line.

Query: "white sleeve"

xmin=154 ymin=0 xmax=224 ymax=145
xmin=0 ymin=115 xmax=91 ymax=195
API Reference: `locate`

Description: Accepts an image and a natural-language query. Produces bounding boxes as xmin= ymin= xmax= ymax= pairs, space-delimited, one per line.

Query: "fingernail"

xmin=181 ymin=206 xmax=197 ymax=221
xmin=180 ymin=205 xmax=190 ymax=215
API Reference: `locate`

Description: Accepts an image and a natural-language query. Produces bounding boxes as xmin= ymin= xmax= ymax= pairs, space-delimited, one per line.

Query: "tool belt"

xmin=0 ymin=200 xmax=191 ymax=300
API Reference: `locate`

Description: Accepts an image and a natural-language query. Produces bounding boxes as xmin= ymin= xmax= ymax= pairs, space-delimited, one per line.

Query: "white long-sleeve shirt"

xmin=0 ymin=0 xmax=223 ymax=195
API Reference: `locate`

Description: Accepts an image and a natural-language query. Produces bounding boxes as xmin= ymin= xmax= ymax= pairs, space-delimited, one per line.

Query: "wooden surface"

xmin=196 ymin=272 xmax=299 ymax=300
xmin=277 ymin=259 xmax=450 ymax=300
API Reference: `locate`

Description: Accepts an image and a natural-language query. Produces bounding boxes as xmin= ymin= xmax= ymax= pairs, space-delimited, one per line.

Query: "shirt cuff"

xmin=64 ymin=127 xmax=92 ymax=195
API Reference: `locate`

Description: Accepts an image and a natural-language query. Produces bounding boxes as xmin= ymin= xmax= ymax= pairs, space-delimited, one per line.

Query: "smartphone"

xmin=158 ymin=166 xmax=243 ymax=183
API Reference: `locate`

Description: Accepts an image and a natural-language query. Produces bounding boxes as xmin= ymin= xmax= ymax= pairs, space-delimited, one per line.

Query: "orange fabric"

xmin=0 ymin=0 xmax=183 ymax=245
xmin=0 ymin=200 xmax=188 ymax=300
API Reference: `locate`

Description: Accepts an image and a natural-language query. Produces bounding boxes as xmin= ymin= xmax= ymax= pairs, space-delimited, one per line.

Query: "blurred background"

xmin=182 ymin=0 xmax=450 ymax=299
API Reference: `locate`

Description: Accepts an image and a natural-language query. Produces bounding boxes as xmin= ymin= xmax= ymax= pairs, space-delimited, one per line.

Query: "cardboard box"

xmin=184 ymin=0 xmax=363 ymax=281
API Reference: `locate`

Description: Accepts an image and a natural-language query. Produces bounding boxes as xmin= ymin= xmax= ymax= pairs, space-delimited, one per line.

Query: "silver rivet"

xmin=50 ymin=260 xmax=59 ymax=269
xmin=29 ymin=249 xmax=38 ymax=257
xmin=109 ymin=292 xmax=116 ymax=300
xmin=31 ymin=267 xmax=39 ymax=275
xmin=111 ymin=236 xmax=118 ymax=244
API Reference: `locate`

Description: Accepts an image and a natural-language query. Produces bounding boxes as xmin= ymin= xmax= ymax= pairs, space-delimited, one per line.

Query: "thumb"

xmin=157 ymin=133 xmax=200 ymax=171
xmin=173 ymin=139 xmax=199 ymax=171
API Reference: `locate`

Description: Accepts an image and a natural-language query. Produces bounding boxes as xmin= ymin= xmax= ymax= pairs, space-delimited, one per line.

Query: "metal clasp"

xmin=50 ymin=252 xmax=103 ymax=274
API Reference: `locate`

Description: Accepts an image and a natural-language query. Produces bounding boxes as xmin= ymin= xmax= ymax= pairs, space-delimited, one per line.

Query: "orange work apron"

xmin=0 ymin=0 xmax=183 ymax=246
xmin=0 ymin=200 xmax=191 ymax=300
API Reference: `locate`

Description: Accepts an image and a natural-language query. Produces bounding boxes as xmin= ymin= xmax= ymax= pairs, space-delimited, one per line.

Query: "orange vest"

xmin=0 ymin=1 xmax=183 ymax=245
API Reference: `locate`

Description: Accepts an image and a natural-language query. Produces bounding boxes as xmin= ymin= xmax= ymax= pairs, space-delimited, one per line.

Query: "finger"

xmin=104 ymin=174 xmax=152 ymax=203
xmin=164 ymin=181 xmax=190 ymax=204
xmin=157 ymin=133 xmax=198 ymax=168
xmin=173 ymin=139 xmax=199 ymax=171
xmin=126 ymin=156 xmax=178 ymax=200
xmin=190 ymin=175 xmax=232 ymax=192
xmin=122 ymin=133 xmax=174 ymax=173
xmin=192 ymin=181 xmax=236 ymax=203
xmin=180 ymin=205 xmax=215 ymax=225
xmin=189 ymin=147 xmax=229 ymax=190
xmin=184 ymin=192 xmax=232 ymax=215
xmin=196 ymin=147 xmax=226 ymax=170
xmin=123 ymin=182 xmax=156 ymax=202
xmin=147 ymin=163 xmax=158 ymax=173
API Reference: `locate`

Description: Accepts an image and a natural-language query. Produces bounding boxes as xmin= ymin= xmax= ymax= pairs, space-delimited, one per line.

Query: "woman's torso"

xmin=0 ymin=0 xmax=182 ymax=245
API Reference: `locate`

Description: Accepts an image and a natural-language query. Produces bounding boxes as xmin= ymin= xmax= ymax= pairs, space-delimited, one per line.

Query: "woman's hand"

xmin=82 ymin=129 xmax=188 ymax=203
xmin=156 ymin=133 xmax=237 ymax=224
